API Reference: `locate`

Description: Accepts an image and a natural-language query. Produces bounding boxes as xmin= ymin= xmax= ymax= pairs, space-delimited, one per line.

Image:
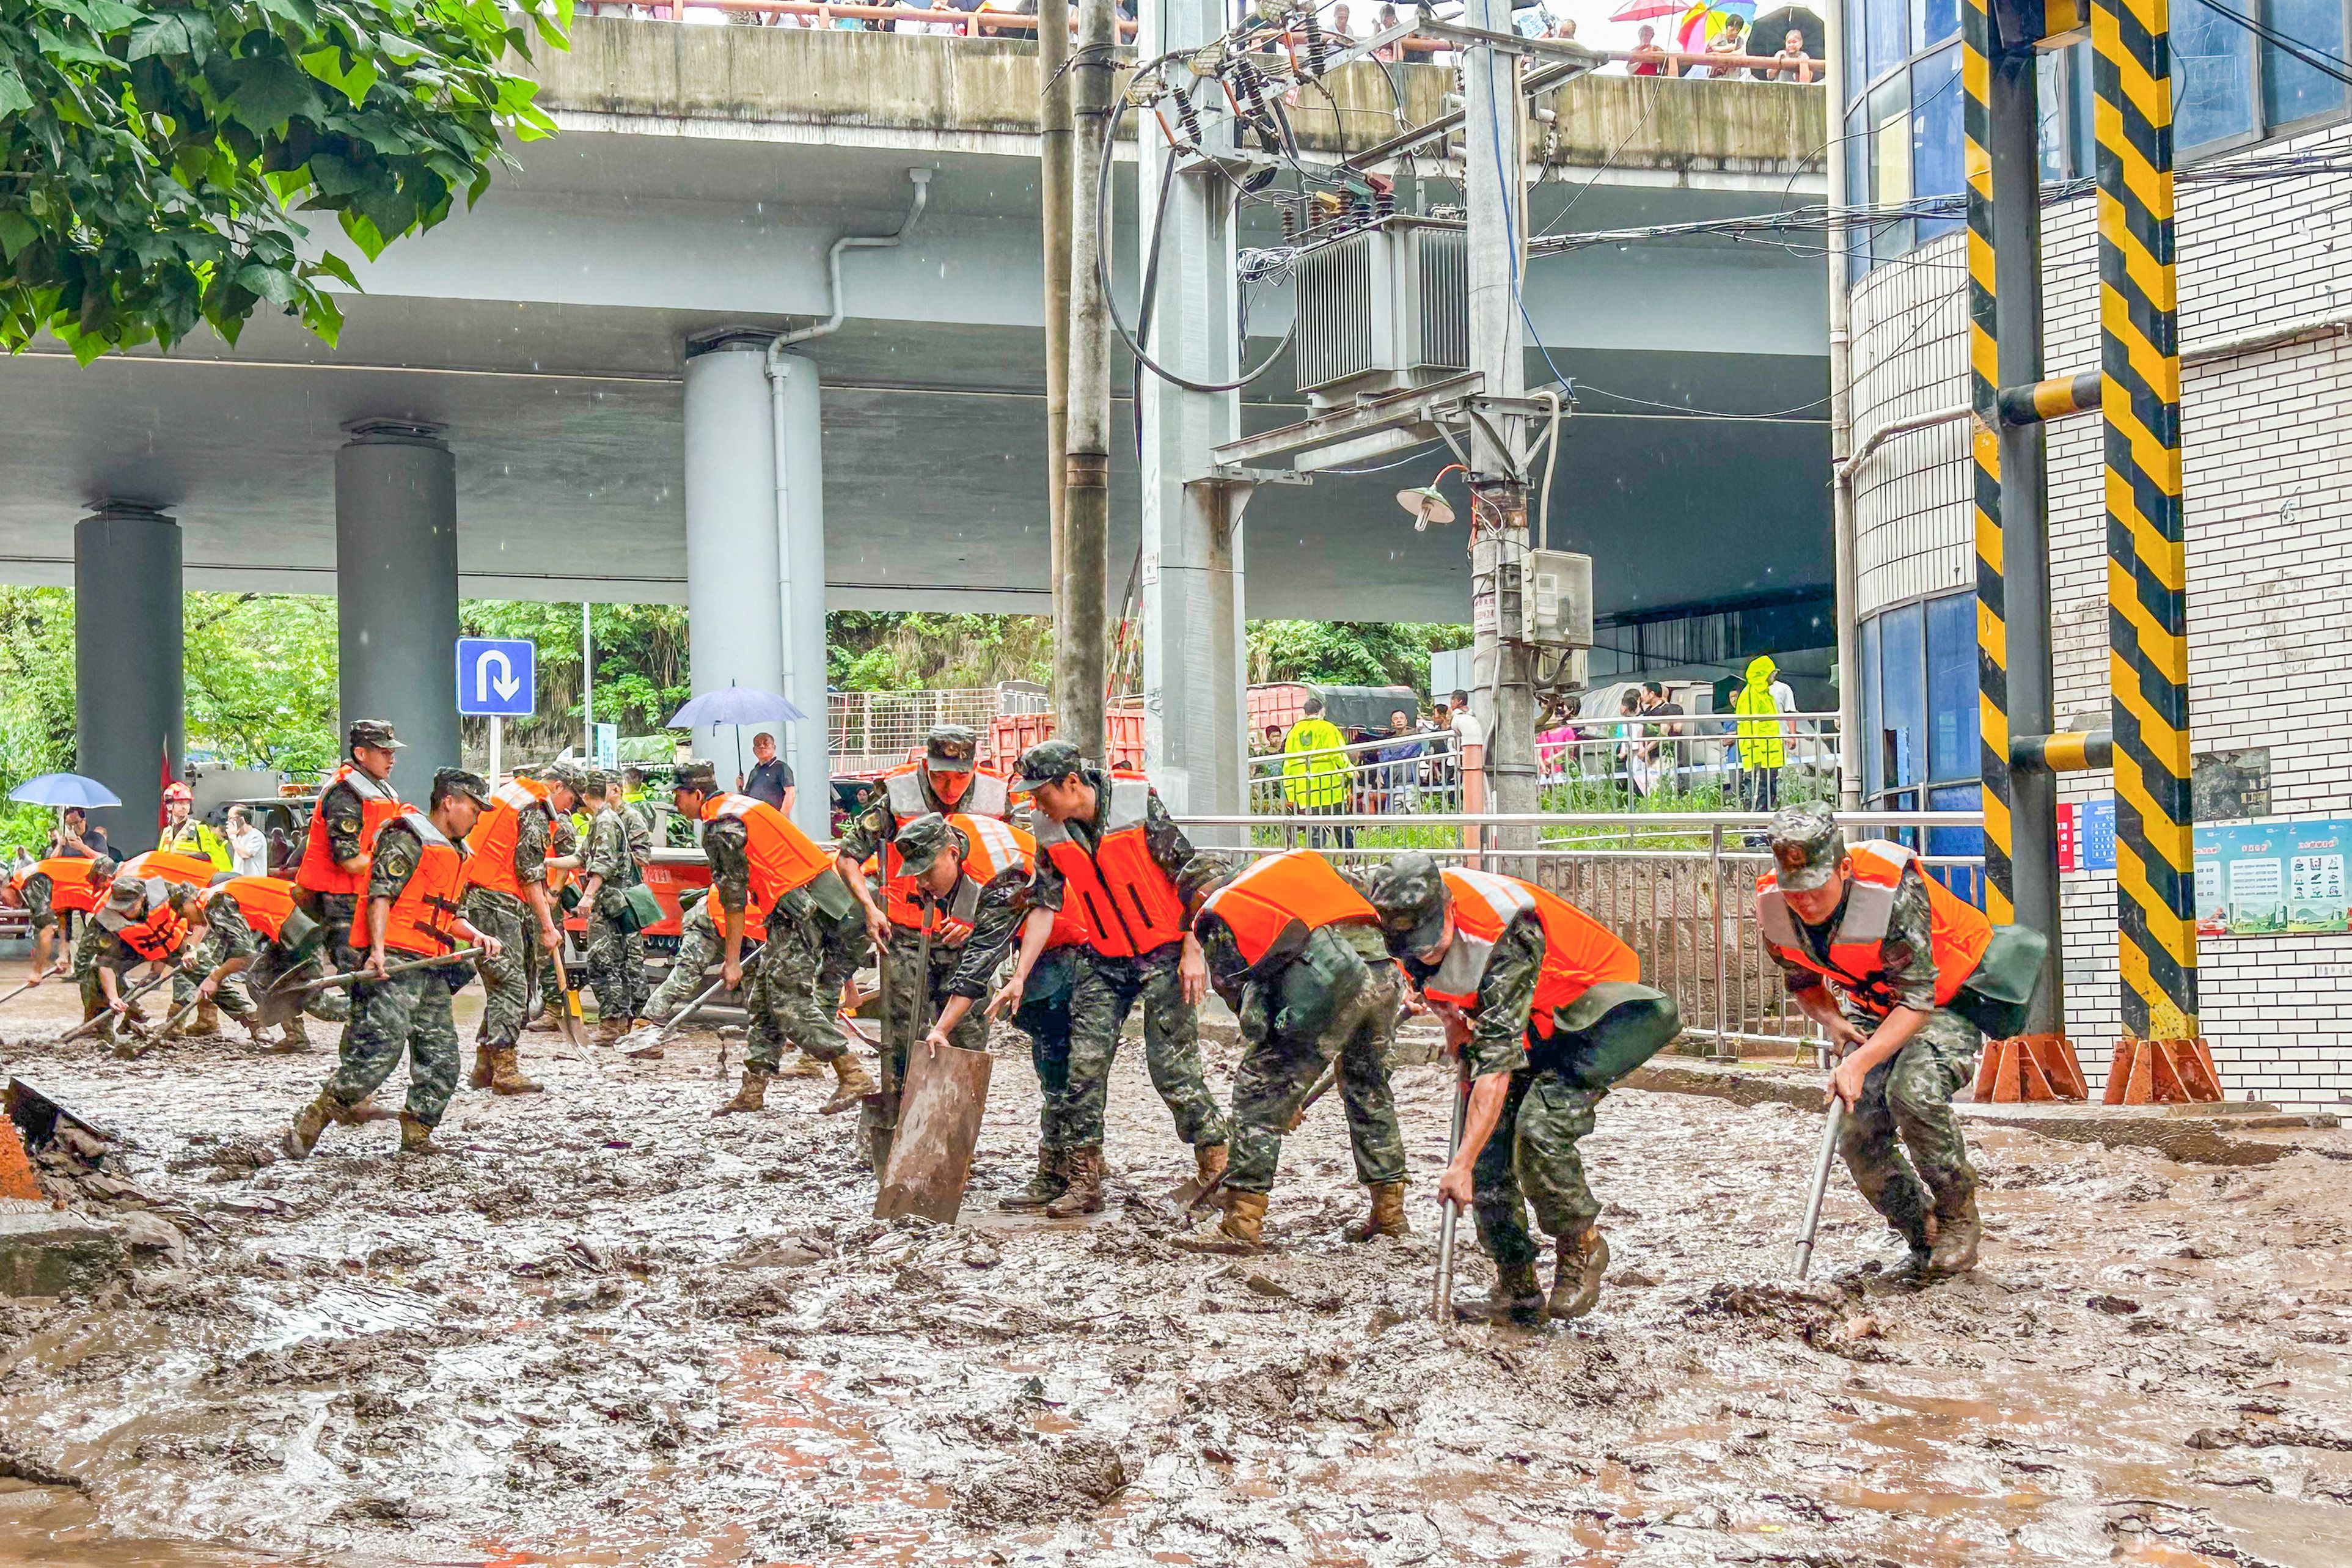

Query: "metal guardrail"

xmin=1176 ymin=808 xmax=1985 ymax=1060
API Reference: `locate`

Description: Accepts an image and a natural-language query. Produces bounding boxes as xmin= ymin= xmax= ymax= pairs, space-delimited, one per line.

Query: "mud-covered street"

xmin=4 ymin=984 xmax=2352 ymax=1568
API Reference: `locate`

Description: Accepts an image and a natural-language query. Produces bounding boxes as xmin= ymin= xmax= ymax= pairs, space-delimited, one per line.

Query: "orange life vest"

xmin=877 ymin=763 xmax=1011 ymax=928
xmin=296 ymin=763 xmax=405 ymax=896
xmin=1196 ymin=850 xmax=1380 ymax=976
xmin=702 ymin=794 xmax=831 ymax=915
xmin=1756 ymin=840 xmax=1992 ymax=1017
xmin=1423 ymin=869 xmax=1639 ymax=1037
xmin=881 ymin=815 xmax=1057 ymax=949
xmin=121 ymin=849 xmax=219 ymax=891
xmin=11 ymin=857 xmax=106 ymax=915
xmin=116 ymin=890 xmax=190 ymax=962
xmin=464 ymin=776 xmax=554 ymax=898
xmin=1030 ymin=773 xmax=1190 ymax=959
xmin=377 ymin=813 xmax=469 ymax=959
xmin=199 ymin=876 xmax=300 ymax=943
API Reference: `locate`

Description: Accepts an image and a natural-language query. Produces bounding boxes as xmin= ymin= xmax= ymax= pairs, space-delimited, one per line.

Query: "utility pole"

xmin=1822 ymin=0 xmax=1862 ymax=811
xmin=1461 ymin=0 xmax=1537 ymax=854
xmin=1055 ymin=0 xmax=1116 ymax=763
xmin=1039 ymin=0 xmax=1073 ymax=642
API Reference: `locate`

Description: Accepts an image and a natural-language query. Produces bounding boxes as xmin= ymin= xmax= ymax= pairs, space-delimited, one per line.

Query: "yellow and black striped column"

xmin=1963 ymin=0 xmax=2014 ymax=926
xmin=2092 ymin=0 xmax=2198 ymax=1041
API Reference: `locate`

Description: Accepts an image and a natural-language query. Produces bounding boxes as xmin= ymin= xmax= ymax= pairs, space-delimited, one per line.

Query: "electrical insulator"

xmin=1174 ymin=89 xmax=1203 ymax=144
xmin=1280 ymin=202 xmax=1297 ymax=241
xmin=1302 ymin=12 xmax=1328 ymax=76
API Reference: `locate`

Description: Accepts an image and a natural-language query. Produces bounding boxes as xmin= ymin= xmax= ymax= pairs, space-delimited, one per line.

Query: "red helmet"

xmin=163 ymin=782 xmax=193 ymax=804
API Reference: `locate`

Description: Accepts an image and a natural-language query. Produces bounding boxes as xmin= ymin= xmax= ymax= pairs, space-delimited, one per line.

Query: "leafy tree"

xmin=827 ymin=612 xmax=1052 ymax=692
xmin=183 ymin=591 xmax=339 ymax=771
xmin=0 ymin=587 xmax=77 ymax=853
xmin=0 ymin=0 xmax=568 ymax=360
xmin=1247 ymin=620 xmax=1469 ymax=700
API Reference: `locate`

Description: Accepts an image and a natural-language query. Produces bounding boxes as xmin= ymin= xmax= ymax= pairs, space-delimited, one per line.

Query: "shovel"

xmin=0 ymin=964 xmax=69 ymax=1014
xmin=59 ymin=969 xmax=177 ymax=1043
xmin=612 ymin=941 xmax=763 ymax=1061
xmin=1790 ymin=1095 xmax=1847 ymax=1280
xmin=1432 ymin=1051 xmax=1471 ymax=1325
xmin=258 ymin=947 xmax=487 ymax=1026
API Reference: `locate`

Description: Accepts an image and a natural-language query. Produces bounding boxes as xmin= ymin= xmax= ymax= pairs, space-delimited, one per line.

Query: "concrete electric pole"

xmin=1039 ymin=0 xmax=1073 ymax=641
xmin=1055 ymin=0 xmax=1116 ymax=764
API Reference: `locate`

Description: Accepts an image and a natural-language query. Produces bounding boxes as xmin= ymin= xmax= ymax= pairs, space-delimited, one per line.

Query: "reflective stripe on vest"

xmin=1754 ymin=840 xmax=1993 ymax=1015
xmin=879 ymin=766 xmax=1012 ymax=928
xmin=296 ymin=764 xmax=405 ymax=896
xmin=896 ymin=815 xmax=1034 ymax=946
xmin=14 ymin=857 xmax=106 ymax=914
xmin=1030 ymin=774 xmax=1188 ymax=959
xmin=202 ymin=876 xmax=299 ymax=942
xmin=464 ymin=777 xmax=552 ymax=898
xmin=379 ymin=814 xmax=469 ymax=959
xmin=705 ymin=795 xmax=831 ymax=915
xmin=1196 ymin=850 xmax=1378 ymax=975
xmin=1427 ymin=868 xmax=1639 ymax=1035
xmin=123 ymin=849 xmax=220 ymax=890
xmin=118 ymin=889 xmax=189 ymax=962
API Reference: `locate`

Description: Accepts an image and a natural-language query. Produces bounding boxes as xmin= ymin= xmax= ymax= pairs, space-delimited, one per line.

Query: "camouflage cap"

xmin=548 ymin=761 xmax=593 ymax=797
xmin=434 ymin=768 xmax=493 ymax=808
xmin=1362 ymin=851 xmax=1451 ymax=954
xmin=347 ymin=719 xmax=403 ymax=752
xmin=924 ymin=724 xmax=980 ymax=774
xmin=893 ymin=813 xmax=960 ymax=878
xmin=671 ymin=760 xmax=718 ymax=797
xmin=1767 ymin=800 xmax=1845 ymax=893
xmin=585 ymin=769 xmax=615 ymax=797
xmin=1010 ymin=739 xmax=1086 ymax=791
xmin=95 ymin=871 xmax=160 ymax=931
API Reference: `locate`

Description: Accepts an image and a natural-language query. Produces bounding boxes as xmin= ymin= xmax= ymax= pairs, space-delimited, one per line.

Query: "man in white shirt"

xmin=225 ymin=807 xmax=268 ymax=876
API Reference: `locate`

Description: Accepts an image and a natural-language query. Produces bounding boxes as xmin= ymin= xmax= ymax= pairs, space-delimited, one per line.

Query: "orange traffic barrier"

xmin=2104 ymin=1036 xmax=2224 ymax=1105
xmin=0 ymin=1120 xmax=45 ymax=1203
xmin=1974 ymin=1034 xmax=2090 ymax=1102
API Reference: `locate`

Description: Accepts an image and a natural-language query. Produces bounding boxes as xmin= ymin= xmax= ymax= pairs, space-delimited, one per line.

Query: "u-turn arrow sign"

xmin=456 ymin=637 xmax=536 ymax=717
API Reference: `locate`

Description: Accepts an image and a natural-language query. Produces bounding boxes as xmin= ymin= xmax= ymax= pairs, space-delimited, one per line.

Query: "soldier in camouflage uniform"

xmin=579 ymin=769 xmax=646 ymax=1043
xmin=642 ymin=892 xmax=726 ymax=1027
xmin=294 ymin=719 xmax=406 ymax=986
xmin=185 ymin=880 xmax=347 ymax=1050
xmin=285 ymin=770 xmax=503 ymax=1159
xmin=1185 ymin=851 xmax=1408 ymax=1251
xmin=2 ymin=854 xmax=109 ymax=986
xmin=1365 ymin=852 xmax=1679 ymax=1326
xmin=461 ymin=764 xmax=580 ymax=1094
xmin=865 ymin=813 xmax=1035 ymax=1172
xmin=669 ymin=761 xmax=876 ymax=1115
xmin=612 ymin=773 xmax=654 ymax=1022
xmin=1759 ymin=801 xmax=2000 ymax=1279
xmin=526 ymin=790 xmax=585 ymax=1035
xmin=75 ymin=871 xmax=201 ymax=1042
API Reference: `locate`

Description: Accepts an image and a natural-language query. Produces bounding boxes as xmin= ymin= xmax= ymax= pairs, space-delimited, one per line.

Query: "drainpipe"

xmin=1821 ymin=0 xmax=1861 ymax=810
xmin=763 ymin=167 xmax=932 ymax=816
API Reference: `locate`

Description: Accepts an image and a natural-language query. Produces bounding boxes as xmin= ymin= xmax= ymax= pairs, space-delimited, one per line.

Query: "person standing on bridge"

xmin=1016 ymin=740 xmax=1231 ymax=1218
xmin=295 ymin=721 xmax=408 ymax=989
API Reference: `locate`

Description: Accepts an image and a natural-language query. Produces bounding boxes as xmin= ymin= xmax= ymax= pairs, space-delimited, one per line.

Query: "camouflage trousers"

xmin=1837 ymin=1009 xmax=1982 ymax=1251
xmin=78 ymin=956 xmax=194 ymax=1022
xmin=643 ymin=899 xmax=726 ymax=1023
xmin=864 ymin=928 xmax=989 ymax=1142
xmin=743 ymin=904 xmax=856 ymax=1077
xmin=1007 ymin=946 xmax=1080 ymax=1152
xmin=584 ymin=902 xmax=648 ymax=1024
xmin=328 ymin=963 xmax=464 ymax=1126
xmin=1064 ymin=944 xmax=1228 ymax=1150
xmin=461 ymin=887 xmax=535 ymax=1048
xmin=1226 ymin=958 xmax=1405 ymax=1195
xmin=1470 ymin=1066 xmax=1608 ymax=1270
xmin=197 ymin=937 xmax=348 ymax=1028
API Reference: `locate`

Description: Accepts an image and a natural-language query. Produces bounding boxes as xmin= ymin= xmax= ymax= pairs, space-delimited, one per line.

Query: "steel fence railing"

xmin=828 ymin=686 xmax=1046 ymax=775
xmin=1174 ymin=808 xmax=1984 ymax=1061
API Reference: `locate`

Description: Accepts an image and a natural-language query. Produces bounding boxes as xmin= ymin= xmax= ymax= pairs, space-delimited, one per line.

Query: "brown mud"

xmin=2 ymin=983 xmax=2351 ymax=1567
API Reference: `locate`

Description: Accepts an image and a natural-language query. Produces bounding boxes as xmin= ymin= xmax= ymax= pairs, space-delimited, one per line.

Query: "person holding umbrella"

xmin=51 ymin=808 xmax=109 ymax=862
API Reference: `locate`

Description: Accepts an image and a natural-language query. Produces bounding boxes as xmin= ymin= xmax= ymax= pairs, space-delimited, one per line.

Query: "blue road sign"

xmin=456 ymin=637 xmax=536 ymax=718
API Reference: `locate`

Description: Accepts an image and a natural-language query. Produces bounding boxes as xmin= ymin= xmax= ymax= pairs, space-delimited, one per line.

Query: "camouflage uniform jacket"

xmin=1025 ymin=765 xmax=1223 ymax=921
xmin=197 ymin=888 xmax=262 ymax=963
xmin=507 ymin=802 xmax=552 ymax=892
xmin=835 ymin=768 xmax=962 ymax=865
xmin=933 ymin=862 xmax=1035 ymax=1002
xmin=1769 ymin=862 xmax=1939 ymax=1024
xmin=1397 ymin=913 xmax=1546 ymax=1079
xmin=620 ymin=799 xmax=654 ymax=866
xmin=313 ymin=775 xmax=378 ymax=873
xmin=582 ymin=808 xmax=636 ymax=912
xmin=73 ymin=884 xmax=200 ymax=974
xmin=365 ymin=819 xmax=471 ymax=975
xmin=17 ymin=868 xmax=56 ymax=932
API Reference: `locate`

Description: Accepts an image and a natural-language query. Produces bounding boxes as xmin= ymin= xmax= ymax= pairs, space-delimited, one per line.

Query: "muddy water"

xmin=3 ymin=985 xmax=2351 ymax=1568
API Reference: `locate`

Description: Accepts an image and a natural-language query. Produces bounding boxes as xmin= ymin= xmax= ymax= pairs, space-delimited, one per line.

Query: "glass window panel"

xmin=1914 ymin=46 xmax=1963 ymax=239
xmin=2037 ymin=48 xmax=2069 ymax=180
xmin=1848 ymin=1 xmax=1869 ymax=103
xmin=1862 ymin=614 xmax=1884 ymax=799
xmin=1869 ymin=74 xmax=1913 ymax=258
xmin=2173 ymin=0 xmax=2259 ymax=150
xmin=1928 ymin=783 xmax=1986 ymax=907
xmin=1846 ymin=103 xmax=1873 ymax=281
xmin=1866 ymin=0 xmax=1910 ymax=81
xmin=1918 ymin=0 xmax=1960 ymax=49
xmin=1881 ymin=601 xmax=1926 ymax=789
xmin=2265 ymin=0 xmax=2348 ymax=126
xmin=1925 ymin=590 xmax=1978 ymax=782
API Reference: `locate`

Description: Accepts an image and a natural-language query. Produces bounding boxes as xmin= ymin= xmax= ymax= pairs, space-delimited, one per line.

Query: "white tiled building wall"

xmin=1847 ymin=124 xmax=2352 ymax=1108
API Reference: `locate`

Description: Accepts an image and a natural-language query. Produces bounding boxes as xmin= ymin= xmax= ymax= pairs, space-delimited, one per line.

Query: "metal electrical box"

xmin=1293 ymin=217 xmax=1470 ymax=405
xmin=1520 ymin=549 xmax=1594 ymax=649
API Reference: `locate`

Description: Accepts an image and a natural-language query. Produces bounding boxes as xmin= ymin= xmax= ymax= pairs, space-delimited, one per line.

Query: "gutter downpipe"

xmin=1822 ymin=0 xmax=1861 ymax=810
xmin=764 ymin=167 xmax=932 ymax=832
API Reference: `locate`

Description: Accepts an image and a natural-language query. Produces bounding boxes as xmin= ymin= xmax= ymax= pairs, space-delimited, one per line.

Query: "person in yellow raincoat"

xmin=1281 ymin=697 xmax=1354 ymax=848
xmin=1732 ymin=654 xmax=1792 ymax=812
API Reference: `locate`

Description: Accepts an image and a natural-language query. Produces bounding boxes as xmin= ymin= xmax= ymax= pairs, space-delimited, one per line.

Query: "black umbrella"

xmin=1746 ymin=5 xmax=1825 ymax=71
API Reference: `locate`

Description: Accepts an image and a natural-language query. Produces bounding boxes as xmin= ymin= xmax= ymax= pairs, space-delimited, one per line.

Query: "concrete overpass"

xmin=0 ymin=19 xmax=1829 ymax=837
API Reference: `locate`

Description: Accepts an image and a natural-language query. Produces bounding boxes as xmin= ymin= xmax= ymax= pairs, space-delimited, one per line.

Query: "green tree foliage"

xmin=827 ymin=612 xmax=1052 ymax=692
xmin=0 ymin=0 xmax=568 ymax=360
xmin=1246 ymin=620 xmax=1468 ymax=698
xmin=0 ymin=587 xmax=77 ymax=853
xmin=183 ymin=592 xmax=339 ymax=771
xmin=458 ymin=600 xmax=690 ymax=758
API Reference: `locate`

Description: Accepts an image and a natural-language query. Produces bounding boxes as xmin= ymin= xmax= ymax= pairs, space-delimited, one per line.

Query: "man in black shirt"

xmin=738 ymin=731 xmax=795 ymax=814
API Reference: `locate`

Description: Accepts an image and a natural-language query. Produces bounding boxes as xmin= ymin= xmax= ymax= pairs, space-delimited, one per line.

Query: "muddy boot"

xmin=716 ymin=1069 xmax=771 ymax=1115
xmin=1925 ymin=1191 xmax=1981 ymax=1278
xmin=1170 ymin=1141 xmax=1228 ymax=1206
xmin=524 ymin=1009 xmax=559 ymax=1034
xmin=1547 ymin=1226 xmax=1610 ymax=1322
xmin=284 ymin=1090 xmax=342 ymax=1160
xmin=468 ymin=1046 xmax=498 ymax=1090
xmin=998 ymin=1146 xmax=1067 ymax=1211
xmin=489 ymin=1047 xmax=543 ymax=1096
xmin=819 ymin=1055 xmax=877 ymax=1115
xmin=1455 ymin=1260 xmax=1547 ymax=1328
xmin=1343 ymin=1181 xmax=1412 ymax=1243
xmin=592 ymin=1017 xmax=628 ymax=1049
xmin=192 ymin=999 xmax=222 ymax=1037
xmin=1175 ymin=1189 xmax=1268 ymax=1253
xmin=1042 ymin=1146 xmax=1105 ymax=1218
xmin=397 ymin=1112 xmax=446 ymax=1156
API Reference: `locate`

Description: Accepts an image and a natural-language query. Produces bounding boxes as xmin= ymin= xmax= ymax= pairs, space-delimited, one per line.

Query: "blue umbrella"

xmin=666 ymin=686 xmax=806 ymax=729
xmin=9 ymin=772 xmax=122 ymax=809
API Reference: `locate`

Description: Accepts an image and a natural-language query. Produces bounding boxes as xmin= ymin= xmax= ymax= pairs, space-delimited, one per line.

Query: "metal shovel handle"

xmin=1432 ymin=1052 xmax=1471 ymax=1324
xmin=59 ymin=967 xmax=176 ymax=1041
xmin=1791 ymin=1096 xmax=1847 ymax=1280
xmin=295 ymin=946 xmax=486 ymax=995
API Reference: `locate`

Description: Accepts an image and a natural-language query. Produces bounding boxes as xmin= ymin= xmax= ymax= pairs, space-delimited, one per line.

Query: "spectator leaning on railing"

xmin=1281 ymin=697 xmax=1354 ymax=848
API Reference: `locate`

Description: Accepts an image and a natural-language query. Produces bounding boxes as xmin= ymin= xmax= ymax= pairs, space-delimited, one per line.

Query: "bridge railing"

xmin=1173 ymin=807 xmax=1983 ymax=1057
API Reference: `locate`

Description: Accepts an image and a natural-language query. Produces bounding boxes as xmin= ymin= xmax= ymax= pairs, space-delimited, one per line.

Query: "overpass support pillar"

xmin=336 ymin=424 xmax=460 ymax=801
xmin=75 ymin=502 xmax=183 ymax=855
xmin=770 ymin=351 xmax=831 ymax=839
xmin=1137 ymin=0 xmax=1250 ymax=836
